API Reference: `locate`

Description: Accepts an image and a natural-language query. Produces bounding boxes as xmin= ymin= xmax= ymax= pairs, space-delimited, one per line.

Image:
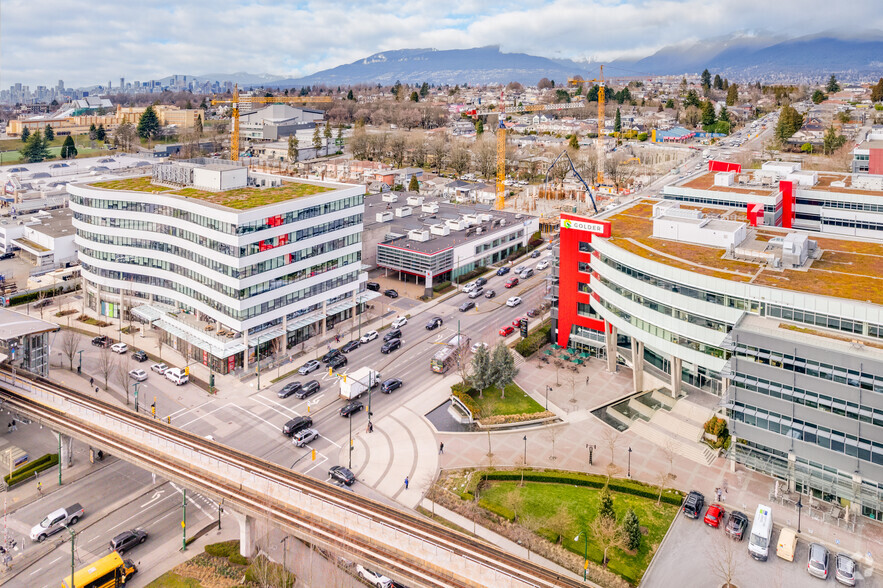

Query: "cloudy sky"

xmin=2 ymin=0 xmax=881 ymax=88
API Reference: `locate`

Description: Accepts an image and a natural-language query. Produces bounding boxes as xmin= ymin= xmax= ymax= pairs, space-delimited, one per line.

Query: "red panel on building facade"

xmin=708 ymin=160 xmax=742 ymax=173
xmin=747 ymin=203 xmax=764 ymax=227
xmin=870 ymin=148 xmax=883 ymax=175
xmin=779 ymin=180 xmax=794 ymax=229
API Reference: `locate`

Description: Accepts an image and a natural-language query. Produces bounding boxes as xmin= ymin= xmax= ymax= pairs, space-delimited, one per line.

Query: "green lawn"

xmin=145 ymin=572 xmax=203 ymax=588
xmin=478 ymin=481 xmax=678 ymax=585
xmin=470 ymin=383 xmax=544 ymax=417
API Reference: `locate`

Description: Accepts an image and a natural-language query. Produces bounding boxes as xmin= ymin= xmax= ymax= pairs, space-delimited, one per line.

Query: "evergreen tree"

xmin=20 ymin=127 xmax=30 ymax=142
xmin=88 ymin=123 xmax=97 ymax=140
xmin=136 ymin=105 xmax=161 ymax=139
xmin=623 ymin=509 xmax=641 ymax=551
xmin=726 ymin=84 xmax=739 ymax=106
xmin=823 ymin=125 xmax=846 ymax=155
xmin=722 ymin=78 xmax=729 ymax=90
xmin=701 ymin=69 xmax=712 ymax=91
xmin=664 ymin=98 xmax=675 ymax=109
xmin=420 ymin=82 xmax=430 ymax=98
xmin=324 ymin=123 xmax=332 ymax=141
xmin=346 ymin=89 xmax=355 ymax=101
xmin=826 ymin=74 xmax=840 ymax=94
xmin=336 ymin=125 xmax=343 ymax=143
xmin=408 ymin=175 xmax=419 ymax=192
xmin=194 ymin=116 xmax=203 ymax=135
xmin=599 ymin=488 xmax=615 ymax=521
xmin=61 ymin=135 xmax=78 ymax=159
xmin=683 ymin=90 xmax=701 ymax=109
xmin=21 ymin=130 xmax=51 ymax=162
xmin=775 ymin=105 xmax=804 ymax=140
xmin=614 ymin=108 xmax=622 ymax=133
xmin=713 ymin=74 xmax=723 ymax=90
xmin=569 ymin=134 xmax=580 ymax=150
xmin=410 ymin=91 xmax=419 ymax=102
xmin=812 ymin=90 xmax=828 ymax=104
xmin=312 ymin=125 xmax=321 ymax=151
xmin=96 ymin=124 xmax=107 ymax=141
xmin=44 ymin=124 xmax=54 ymax=141
xmin=701 ymin=101 xmax=716 ymax=128
xmin=287 ymin=134 xmax=299 ymax=162
xmin=199 ymin=98 xmax=208 ymax=110
xmin=870 ymin=78 xmax=883 ymax=103
xmin=490 ymin=342 xmax=518 ymax=399
xmin=718 ymin=106 xmax=730 ymax=125
xmin=470 ymin=344 xmax=493 ymax=396
xmin=475 ymin=119 xmax=484 ymax=135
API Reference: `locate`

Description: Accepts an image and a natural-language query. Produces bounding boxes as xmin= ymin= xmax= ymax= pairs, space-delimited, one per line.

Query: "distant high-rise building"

xmin=108 ymin=80 xmax=112 ymax=90
xmin=120 ymin=77 xmax=125 ymax=90
xmin=57 ymin=80 xmax=64 ymax=92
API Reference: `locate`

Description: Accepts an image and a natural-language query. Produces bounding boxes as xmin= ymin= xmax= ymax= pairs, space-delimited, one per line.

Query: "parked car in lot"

xmin=292 ymin=428 xmax=319 ymax=447
xmin=725 ymin=510 xmax=749 ymax=540
xmin=499 ymin=325 xmax=515 ymax=336
xmin=92 ymin=335 xmax=111 ymax=347
xmin=299 ymin=359 xmax=321 ymax=375
xmin=835 ymin=553 xmax=856 ymax=586
xmin=151 ymin=363 xmax=168 ymax=375
xmin=128 ymin=369 xmax=147 ymax=382
xmin=110 ymin=342 xmax=128 ymax=354
xmin=277 ymin=382 xmax=303 ymax=398
xmin=505 ymin=278 xmax=519 ymax=288
xmin=366 ymin=282 xmax=381 ymax=291
xmin=360 ymin=330 xmax=379 ymax=343
xmin=506 ymin=296 xmax=522 ymax=307
xmin=459 ymin=301 xmax=475 ymax=312
xmin=294 ymin=380 xmax=320 ymax=399
xmin=703 ymin=503 xmax=724 ymax=528
xmin=383 ymin=289 xmax=399 ymax=298
xmin=496 ymin=267 xmax=510 ymax=276
xmin=109 ymin=529 xmax=148 ymax=555
xmin=391 ymin=316 xmax=408 ymax=329
xmin=807 ymin=543 xmax=829 ymax=580
xmin=383 ymin=328 xmax=402 ymax=342
xmin=340 ymin=340 xmax=360 ymax=353
xmin=380 ymin=339 xmax=402 ymax=354
xmin=132 ymin=350 xmax=148 ymax=362
xmin=381 ymin=378 xmax=403 ymax=393
xmin=327 ymin=354 xmax=347 ymax=369
xmin=329 ymin=465 xmax=356 ymax=485
xmin=512 ymin=317 xmax=525 ymax=327
xmin=339 ymin=401 xmax=364 ymax=417
xmin=682 ymin=491 xmax=704 ymax=519
xmin=776 ymin=527 xmax=798 ymax=562
xmin=425 ymin=316 xmax=443 ymax=330
xmin=0 ymin=252 xmax=14 ymax=260
xmin=165 ymin=368 xmax=188 ymax=385
xmin=484 ymin=289 xmax=496 ymax=299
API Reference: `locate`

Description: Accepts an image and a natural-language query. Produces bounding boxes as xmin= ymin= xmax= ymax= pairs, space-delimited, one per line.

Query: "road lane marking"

xmin=168 ymin=398 xmax=216 ymax=418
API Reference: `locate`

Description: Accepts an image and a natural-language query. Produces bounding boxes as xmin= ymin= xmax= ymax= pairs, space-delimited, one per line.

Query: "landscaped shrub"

xmin=228 ymin=553 xmax=249 ymax=566
xmin=432 ymin=281 xmax=452 ymax=293
xmin=4 ymin=453 xmax=59 ymax=486
xmin=527 ymin=231 xmax=544 ymax=250
xmin=479 ymin=498 xmax=515 ymax=521
xmin=478 ymin=411 xmax=555 ymax=426
xmin=505 ymin=247 xmax=527 ymax=263
xmin=514 ymin=323 xmax=552 ymax=358
xmin=205 ymin=540 xmax=240 ymax=558
xmin=704 ymin=415 xmax=727 ymax=436
xmin=537 ymin=527 xmax=560 ymax=544
xmin=456 ymin=266 xmax=489 ymax=284
xmin=451 ymin=383 xmax=482 ymax=419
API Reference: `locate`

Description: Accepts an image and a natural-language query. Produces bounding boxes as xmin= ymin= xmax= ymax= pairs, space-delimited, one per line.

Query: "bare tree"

xmin=449 ymin=142 xmax=471 ymax=178
xmin=605 ymin=462 xmax=622 ymax=486
xmin=96 ymin=347 xmax=116 ymax=391
xmin=547 ymin=426 xmax=560 ymax=462
xmin=60 ymin=330 xmax=82 ymax=371
xmin=601 ymin=426 xmax=620 ymax=466
xmin=707 ymin=531 xmax=740 ymax=588
xmin=155 ymin=333 xmax=164 ymax=361
xmin=590 ymin=514 xmax=627 ymax=568
xmin=115 ymin=359 xmax=130 ymax=405
xmin=37 ymin=289 xmax=50 ymax=319
xmin=429 ymin=135 xmax=448 ymax=172
xmin=472 ymin=138 xmax=497 ymax=180
xmin=386 ymin=133 xmax=407 ymax=168
xmin=565 ymin=370 xmax=578 ymax=404
xmin=501 ymin=490 xmax=524 ymax=523
xmin=654 ymin=470 xmax=674 ymax=506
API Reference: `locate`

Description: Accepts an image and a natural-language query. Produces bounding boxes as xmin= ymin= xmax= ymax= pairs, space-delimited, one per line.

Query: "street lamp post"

xmin=574 ymin=531 xmax=589 ymax=581
xmin=545 ymin=386 xmax=551 ymax=411
xmin=797 ymin=497 xmax=803 ymax=533
xmin=627 ymin=447 xmax=632 ymax=478
xmin=522 ymin=435 xmax=527 ymax=486
xmin=133 ymin=382 xmax=145 ymax=413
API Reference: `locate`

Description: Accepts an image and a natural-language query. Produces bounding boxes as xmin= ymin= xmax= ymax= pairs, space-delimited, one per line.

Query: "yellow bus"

xmin=62 ymin=551 xmax=137 ymax=588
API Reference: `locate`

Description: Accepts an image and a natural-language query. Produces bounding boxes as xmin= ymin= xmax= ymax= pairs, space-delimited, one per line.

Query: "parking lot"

xmin=643 ymin=507 xmax=879 ymax=587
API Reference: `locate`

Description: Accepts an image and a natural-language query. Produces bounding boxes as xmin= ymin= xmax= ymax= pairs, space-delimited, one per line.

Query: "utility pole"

xmin=58 ymin=433 xmax=62 ymax=486
xmin=348 ymin=408 xmax=353 ymax=469
xmin=67 ymin=526 xmax=76 ymax=588
xmin=181 ymin=488 xmax=187 ymax=551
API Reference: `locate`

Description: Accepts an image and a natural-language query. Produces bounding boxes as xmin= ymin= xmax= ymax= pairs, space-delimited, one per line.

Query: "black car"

xmin=496 ymin=267 xmax=510 ymax=276
xmin=380 ymin=339 xmax=401 ymax=354
xmin=484 ymin=289 xmax=496 ymax=299
xmin=475 ymin=277 xmax=488 ymax=287
xmin=459 ymin=301 xmax=475 ymax=312
xmin=339 ymin=400 xmax=364 ymax=417
xmin=282 ymin=416 xmax=313 ymax=436
xmin=109 ymin=529 xmax=148 ymax=555
xmin=0 ymin=252 xmax=14 ymax=260
xmin=340 ymin=340 xmax=361 ymax=353
xmin=381 ymin=378 xmax=403 ymax=393
xmin=327 ymin=354 xmax=348 ymax=369
xmin=295 ymin=380 xmax=320 ymax=399
xmin=425 ymin=316 xmax=443 ymax=330
xmin=132 ymin=350 xmax=148 ymax=362
xmin=682 ymin=490 xmax=705 ymax=519
xmin=527 ymin=308 xmax=539 ymax=317
xmin=277 ymin=382 xmax=303 ymax=398
xmin=383 ymin=328 xmax=402 ymax=342
xmin=91 ymin=335 xmax=111 ymax=347
xmin=725 ymin=510 xmax=749 ymax=541
xmin=530 ymin=250 xmax=541 ymax=258
xmin=329 ymin=465 xmax=356 ymax=485
xmin=366 ymin=281 xmax=381 ymax=291
xmin=384 ymin=289 xmax=399 ymax=298
xmin=322 ymin=348 xmax=342 ymax=363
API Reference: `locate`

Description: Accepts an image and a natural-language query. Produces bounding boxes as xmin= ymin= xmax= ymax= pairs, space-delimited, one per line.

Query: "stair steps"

xmin=630 ymin=420 xmax=717 ymax=466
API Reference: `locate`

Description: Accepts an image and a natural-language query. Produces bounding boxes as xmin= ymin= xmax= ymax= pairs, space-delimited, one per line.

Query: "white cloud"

xmin=1 ymin=0 xmax=880 ymax=87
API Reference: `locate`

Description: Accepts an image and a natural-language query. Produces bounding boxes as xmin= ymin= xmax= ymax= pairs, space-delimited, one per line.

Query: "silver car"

xmin=298 ymin=359 xmax=320 ymax=375
xmin=292 ymin=428 xmax=319 ymax=447
xmin=807 ymin=543 xmax=829 ymax=580
xmin=835 ymin=553 xmax=856 ymax=586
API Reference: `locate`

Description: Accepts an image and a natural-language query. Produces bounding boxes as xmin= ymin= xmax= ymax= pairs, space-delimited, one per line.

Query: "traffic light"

xmin=520 ymin=317 xmax=529 ymax=338
xmin=210 ymin=374 xmax=215 ymax=388
xmin=151 ymin=402 xmax=156 ymax=417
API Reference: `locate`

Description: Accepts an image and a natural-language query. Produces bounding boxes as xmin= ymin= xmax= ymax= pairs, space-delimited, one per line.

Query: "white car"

xmin=463 ymin=282 xmax=477 ymax=293
xmin=151 ymin=363 xmax=168 ymax=375
xmin=360 ymin=330 xmax=379 ymax=344
xmin=165 ymin=368 xmax=188 ymax=385
xmin=471 ymin=342 xmax=489 ymax=354
xmin=110 ymin=342 xmax=128 ymax=354
xmin=506 ymin=296 xmax=522 ymax=307
xmin=391 ymin=316 xmax=408 ymax=329
xmin=356 ymin=565 xmax=392 ymax=588
xmin=536 ymin=260 xmax=550 ymax=270
xmin=128 ymin=369 xmax=147 ymax=382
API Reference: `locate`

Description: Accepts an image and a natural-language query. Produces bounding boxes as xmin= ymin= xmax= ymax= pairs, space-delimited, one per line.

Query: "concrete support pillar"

xmin=228 ymin=509 xmax=256 ymax=557
xmin=321 ymin=300 xmax=328 ymax=336
xmin=54 ymin=431 xmax=73 ymax=468
xmin=671 ymin=356 xmax=682 ymax=398
xmin=242 ymin=331 xmax=249 ymax=372
xmin=787 ymin=452 xmax=797 ymax=492
xmin=631 ymin=339 xmax=644 ymax=393
xmin=606 ymin=323 xmax=618 ymax=373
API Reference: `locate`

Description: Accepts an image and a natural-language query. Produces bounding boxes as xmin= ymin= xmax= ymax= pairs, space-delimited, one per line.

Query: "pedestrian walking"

xmin=404 ymin=476 xmax=409 ymax=490
xmin=586 ymin=376 xmax=590 ymax=386
xmin=89 ymin=376 xmax=94 ymax=387
xmin=95 ymin=387 xmax=99 ymax=395
xmin=439 ymin=442 xmax=444 ymax=454
xmin=369 ymin=421 xmax=374 ymax=433
xmin=37 ymin=481 xmax=42 ymax=496
xmin=9 ymin=419 xmax=15 ymax=432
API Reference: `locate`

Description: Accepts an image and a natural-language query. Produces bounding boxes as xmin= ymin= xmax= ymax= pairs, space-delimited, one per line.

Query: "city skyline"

xmin=3 ymin=0 xmax=882 ymax=88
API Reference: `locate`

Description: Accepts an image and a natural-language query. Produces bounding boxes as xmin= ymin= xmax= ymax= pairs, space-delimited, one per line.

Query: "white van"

xmin=165 ymin=368 xmax=188 ymax=386
xmin=748 ymin=504 xmax=773 ymax=561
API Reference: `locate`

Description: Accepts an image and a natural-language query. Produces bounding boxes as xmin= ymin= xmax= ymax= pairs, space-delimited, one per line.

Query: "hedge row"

xmin=479 ymin=498 xmax=516 ymax=521
xmin=457 ymin=266 xmax=489 ymax=284
xmin=432 ymin=281 xmax=452 ymax=293
xmin=478 ymin=410 xmax=555 ymax=426
xmin=4 ymin=453 xmax=59 ymax=486
xmin=505 ymin=247 xmax=527 ymax=263
xmin=514 ymin=323 xmax=552 ymax=358
xmin=9 ymin=288 xmax=64 ymax=307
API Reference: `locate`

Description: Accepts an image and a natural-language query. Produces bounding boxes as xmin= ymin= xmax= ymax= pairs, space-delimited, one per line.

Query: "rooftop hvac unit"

xmin=430 ymin=223 xmax=450 ymax=236
xmin=421 ymin=203 xmax=439 ymax=213
xmin=406 ymin=196 xmax=425 ymax=206
xmin=395 ymin=206 xmax=412 ymax=217
xmin=382 ymin=193 xmax=399 ymax=203
xmin=408 ymin=229 xmax=431 ymax=242
xmin=462 ymin=214 xmax=479 ymax=226
xmin=446 ymin=218 xmax=467 ymax=231
xmin=477 ymin=213 xmax=492 ymax=222
xmin=375 ymin=211 xmax=394 ymax=223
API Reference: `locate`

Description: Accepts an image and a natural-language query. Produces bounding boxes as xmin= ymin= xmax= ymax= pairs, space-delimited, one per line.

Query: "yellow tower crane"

xmin=211 ymin=85 xmax=333 ymax=161
xmin=568 ymin=65 xmax=605 ymax=184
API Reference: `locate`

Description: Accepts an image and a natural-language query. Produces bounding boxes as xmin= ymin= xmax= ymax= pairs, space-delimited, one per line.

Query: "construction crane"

xmin=466 ymin=99 xmax=587 ymax=210
xmin=210 ymin=85 xmax=333 ymax=161
xmin=568 ymin=65 xmax=605 ymax=184
xmin=543 ymin=150 xmax=598 ymax=214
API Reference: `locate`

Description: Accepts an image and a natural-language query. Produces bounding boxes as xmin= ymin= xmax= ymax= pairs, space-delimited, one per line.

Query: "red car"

xmin=512 ymin=317 xmax=525 ymax=327
xmin=505 ymin=278 xmax=519 ymax=288
xmin=499 ymin=325 xmax=515 ymax=336
xmin=703 ymin=503 xmax=725 ymax=528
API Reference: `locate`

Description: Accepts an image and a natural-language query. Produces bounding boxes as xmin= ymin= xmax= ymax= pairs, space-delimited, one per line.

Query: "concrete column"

xmin=787 ymin=452 xmax=797 ymax=492
xmin=54 ymin=432 xmax=73 ymax=468
xmin=671 ymin=356 xmax=682 ymax=398
xmin=321 ymin=300 xmax=328 ymax=336
xmin=631 ymin=339 xmax=644 ymax=393
xmin=606 ymin=323 xmax=617 ymax=372
xmin=242 ymin=331 xmax=249 ymax=371
xmin=228 ymin=509 xmax=256 ymax=557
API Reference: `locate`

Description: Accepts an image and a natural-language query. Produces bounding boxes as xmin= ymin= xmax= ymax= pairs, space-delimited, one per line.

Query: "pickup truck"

xmin=31 ymin=503 xmax=84 ymax=542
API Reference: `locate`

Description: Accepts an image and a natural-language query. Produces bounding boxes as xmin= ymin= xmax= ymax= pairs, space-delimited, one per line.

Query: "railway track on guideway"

xmin=0 ymin=368 xmax=584 ymax=588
